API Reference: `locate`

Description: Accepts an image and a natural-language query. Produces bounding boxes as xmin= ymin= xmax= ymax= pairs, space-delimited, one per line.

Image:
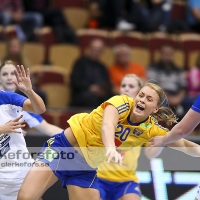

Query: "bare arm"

xmin=149 ymin=109 xmax=200 ymax=147
xmin=102 ymin=105 xmax=119 ymax=147
xmin=13 ymin=65 xmax=46 ymax=114
xmin=162 ymin=109 xmax=200 ymax=144
xmin=35 ymin=120 xmax=63 ymax=136
xmin=102 ymin=104 xmax=122 ymax=165
xmin=167 ymin=138 xmax=200 ymax=157
xmin=144 ymin=147 xmax=164 ymax=159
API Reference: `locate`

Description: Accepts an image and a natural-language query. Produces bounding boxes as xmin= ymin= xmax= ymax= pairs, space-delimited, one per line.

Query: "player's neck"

xmin=129 ymin=112 xmax=148 ymax=125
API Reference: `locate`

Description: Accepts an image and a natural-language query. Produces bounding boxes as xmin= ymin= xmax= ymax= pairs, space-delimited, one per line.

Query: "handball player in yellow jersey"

xmin=97 ymin=74 xmax=200 ymax=200
xmin=97 ymin=74 xmax=158 ymax=200
xmin=18 ymin=77 xmax=200 ymax=200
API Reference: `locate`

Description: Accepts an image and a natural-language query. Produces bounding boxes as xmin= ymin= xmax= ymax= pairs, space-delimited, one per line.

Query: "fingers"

xmin=12 ymin=129 xmax=22 ymax=134
xmin=10 ymin=123 xmax=26 ymax=134
xmin=20 ymin=65 xmax=26 ymax=77
xmin=106 ymin=151 xmax=113 ymax=163
xmin=15 ymin=65 xmax=26 ymax=79
xmin=13 ymin=123 xmax=26 ymax=129
xmin=106 ymin=149 xmax=122 ymax=166
xmin=12 ymin=79 xmax=19 ymax=88
xmin=12 ymin=115 xmax=23 ymax=122
xmin=14 ymin=69 xmax=20 ymax=84
xmin=26 ymin=68 xmax=30 ymax=79
xmin=148 ymin=137 xmax=154 ymax=142
xmin=22 ymin=130 xmax=27 ymax=136
xmin=117 ymin=153 xmax=122 ymax=166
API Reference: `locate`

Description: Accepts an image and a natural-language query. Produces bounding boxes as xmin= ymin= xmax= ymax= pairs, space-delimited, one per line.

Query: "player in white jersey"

xmin=0 ymin=60 xmax=63 ymax=136
xmin=0 ymin=64 xmax=46 ymax=200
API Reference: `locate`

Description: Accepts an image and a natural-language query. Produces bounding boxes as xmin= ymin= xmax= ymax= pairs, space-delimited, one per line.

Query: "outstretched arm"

xmin=144 ymin=147 xmax=164 ymax=159
xmin=149 ymin=109 xmax=200 ymax=147
xmin=102 ymin=105 xmax=122 ymax=165
xmin=167 ymin=138 xmax=200 ymax=157
xmin=35 ymin=120 xmax=63 ymax=136
xmin=13 ymin=65 xmax=46 ymax=114
xmin=149 ymin=94 xmax=200 ymax=147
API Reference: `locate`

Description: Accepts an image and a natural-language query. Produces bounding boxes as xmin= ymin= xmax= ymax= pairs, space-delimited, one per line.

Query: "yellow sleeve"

xmin=101 ymin=95 xmax=133 ymax=114
xmin=150 ymin=120 xmax=168 ymax=138
xmin=101 ymin=95 xmax=133 ymax=122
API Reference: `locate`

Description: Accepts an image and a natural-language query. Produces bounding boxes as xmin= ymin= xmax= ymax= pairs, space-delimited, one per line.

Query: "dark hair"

xmin=3 ymin=37 xmax=24 ymax=65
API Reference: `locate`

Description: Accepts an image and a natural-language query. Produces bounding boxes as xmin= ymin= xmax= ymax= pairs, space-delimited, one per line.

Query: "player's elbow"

xmin=35 ymin=105 xmax=46 ymax=114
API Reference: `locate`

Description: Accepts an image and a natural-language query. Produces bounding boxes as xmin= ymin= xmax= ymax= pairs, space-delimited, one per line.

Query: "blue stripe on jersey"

xmin=191 ymin=95 xmax=200 ymax=113
xmin=118 ymin=107 xmax=129 ymax=114
xmin=0 ymin=90 xmax=27 ymax=107
xmin=117 ymin=103 xmax=130 ymax=114
xmin=28 ymin=113 xmax=44 ymax=123
xmin=117 ymin=103 xmax=129 ymax=109
xmin=22 ymin=112 xmax=44 ymax=128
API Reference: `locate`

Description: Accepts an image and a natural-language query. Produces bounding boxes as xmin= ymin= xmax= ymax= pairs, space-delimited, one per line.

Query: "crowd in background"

xmin=0 ymin=0 xmax=200 ymax=128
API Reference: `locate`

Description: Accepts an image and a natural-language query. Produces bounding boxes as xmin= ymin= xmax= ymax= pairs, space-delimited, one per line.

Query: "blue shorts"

xmin=97 ymin=177 xmax=141 ymax=200
xmin=37 ymin=131 xmax=98 ymax=189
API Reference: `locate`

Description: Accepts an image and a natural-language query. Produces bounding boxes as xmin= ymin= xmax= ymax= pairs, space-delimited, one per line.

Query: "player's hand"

xmin=0 ymin=115 xmax=26 ymax=134
xmin=22 ymin=129 xmax=27 ymax=136
xmin=148 ymin=136 xmax=166 ymax=148
xmin=105 ymin=147 xmax=123 ymax=166
xmin=13 ymin=65 xmax=32 ymax=94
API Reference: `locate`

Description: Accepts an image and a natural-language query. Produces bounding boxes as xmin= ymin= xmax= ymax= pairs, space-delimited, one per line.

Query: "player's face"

xmin=120 ymin=77 xmax=140 ymax=98
xmin=0 ymin=64 xmax=17 ymax=92
xmin=133 ymin=86 xmax=159 ymax=118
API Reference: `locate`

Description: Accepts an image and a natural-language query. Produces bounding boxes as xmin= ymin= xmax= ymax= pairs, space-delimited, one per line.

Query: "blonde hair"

xmin=142 ymin=82 xmax=178 ymax=125
xmin=0 ymin=60 xmax=16 ymax=72
xmin=122 ymin=74 xmax=143 ymax=88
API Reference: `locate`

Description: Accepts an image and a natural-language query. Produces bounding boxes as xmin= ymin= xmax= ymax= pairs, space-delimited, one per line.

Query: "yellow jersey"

xmin=67 ymin=95 xmax=168 ymax=168
xmin=97 ymin=148 xmax=141 ymax=182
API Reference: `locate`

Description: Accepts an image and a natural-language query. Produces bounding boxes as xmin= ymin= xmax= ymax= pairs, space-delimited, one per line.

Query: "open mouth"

xmin=136 ymin=104 xmax=145 ymax=111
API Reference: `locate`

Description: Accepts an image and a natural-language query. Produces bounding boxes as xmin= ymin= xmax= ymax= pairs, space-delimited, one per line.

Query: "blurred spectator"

xmin=0 ymin=0 xmax=42 ymax=41
xmin=23 ymin=0 xmax=78 ymax=44
xmin=70 ymin=39 xmax=113 ymax=108
xmin=87 ymin=1 xmax=101 ymax=29
xmin=88 ymin=0 xmax=148 ymax=32
xmin=2 ymin=37 xmax=29 ymax=67
xmin=109 ymin=44 xmax=146 ymax=92
xmin=147 ymin=45 xmax=187 ymax=118
xmin=88 ymin=0 xmax=172 ymax=32
xmin=187 ymin=53 xmax=200 ymax=98
xmin=2 ymin=37 xmax=47 ymax=104
xmin=187 ymin=0 xmax=200 ymax=32
xmin=143 ymin=0 xmax=173 ymax=32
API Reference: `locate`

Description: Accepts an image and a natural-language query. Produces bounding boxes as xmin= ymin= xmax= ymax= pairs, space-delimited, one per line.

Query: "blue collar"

xmin=127 ymin=114 xmax=149 ymax=126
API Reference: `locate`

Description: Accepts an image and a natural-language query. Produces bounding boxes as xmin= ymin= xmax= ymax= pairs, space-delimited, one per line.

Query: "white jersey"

xmin=0 ymin=90 xmax=34 ymax=179
xmin=22 ymin=111 xmax=44 ymax=128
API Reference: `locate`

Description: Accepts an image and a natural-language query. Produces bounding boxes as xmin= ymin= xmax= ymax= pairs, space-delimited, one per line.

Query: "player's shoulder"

xmin=110 ymin=95 xmax=134 ymax=107
xmin=149 ymin=116 xmax=168 ymax=131
xmin=0 ymin=90 xmax=13 ymax=104
xmin=115 ymin=94 xmax=134 ymax=102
